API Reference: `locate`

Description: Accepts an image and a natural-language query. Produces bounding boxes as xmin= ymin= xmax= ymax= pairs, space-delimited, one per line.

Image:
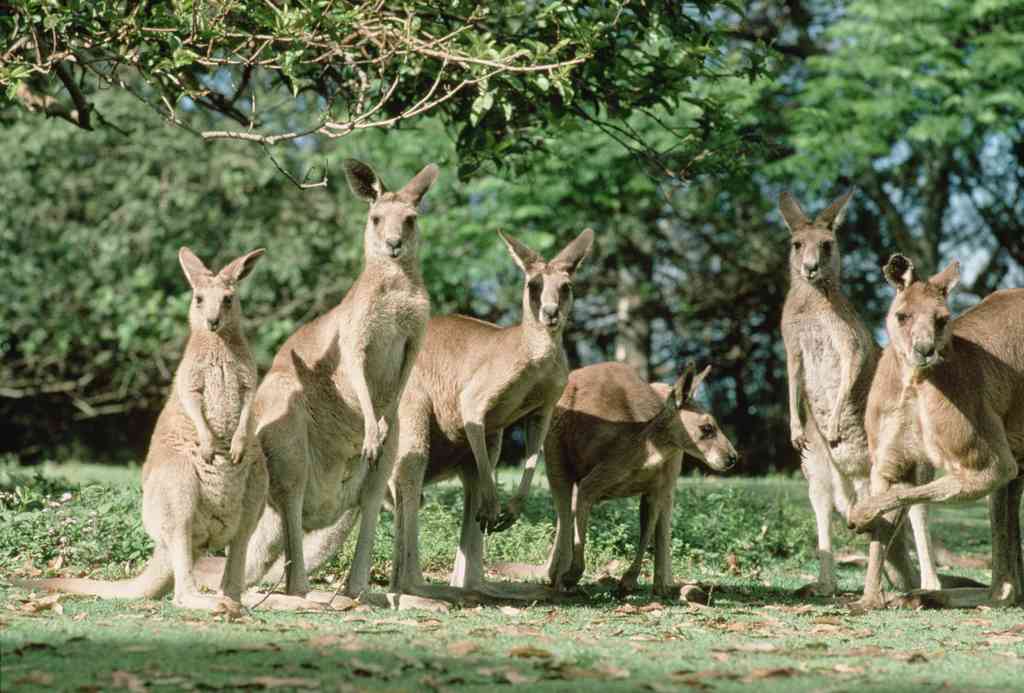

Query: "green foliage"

xmin=1 ymin=1 xmax=767 ymax=176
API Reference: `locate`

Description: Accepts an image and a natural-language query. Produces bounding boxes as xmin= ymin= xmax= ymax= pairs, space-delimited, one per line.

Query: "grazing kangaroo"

xmin=21 ymin=248 xmax=267 ymax=611
xmin=850 ymin=255 xmax=1024 ymax=609
xmin=780 ymin=190 xmax=935 ymax=596
xmin=389 ymin=228 xmax=594 ymax=597
xmin=544 ymin=361 xmax=738 ymax=594
xmin=237 ymin=160 xmax=436 ymax=598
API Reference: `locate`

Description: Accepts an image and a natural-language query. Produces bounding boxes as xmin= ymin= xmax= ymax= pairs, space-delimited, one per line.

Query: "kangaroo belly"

xmin=193 ymin=462 xmax=251 ymax=550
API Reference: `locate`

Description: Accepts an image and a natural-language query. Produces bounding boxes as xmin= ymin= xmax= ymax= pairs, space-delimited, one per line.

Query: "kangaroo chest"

xmin=482 ymin=362 xmax=565 ymax=430
xmin=791 ymin=313 xmax=857 ymax=421
xmin=874 ymin=382 xmax=939 ymax=481
xmin=192 ymin=460 xmax=252 ymax=550
xmin=189 ymin=347 xmax=255 ymax=441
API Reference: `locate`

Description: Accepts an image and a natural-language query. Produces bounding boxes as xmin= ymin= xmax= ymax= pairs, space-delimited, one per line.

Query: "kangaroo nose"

xmin=803 ymin=262 xmax=819 ymax=274
xmin=541 ymin=305 xmax=558 ymax=320
xmin=208 ymin=318 xmax=220 ymax=331
xmin=386 ymin=238 xmax=403 ymax=250
xmin=725 ymin=453 xmax=739 ymax=469
xmin=914 ymin=343 xmax=936 ymax=359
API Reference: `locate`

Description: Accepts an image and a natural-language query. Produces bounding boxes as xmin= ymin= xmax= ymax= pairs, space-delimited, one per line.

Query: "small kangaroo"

xmin=229 ymin=160 xmax=436 ymax=599
xmin=21 ymin=248 xmax=267 ymax=611
xmin=389 ymin=228 xmax=594 ymax=597
xmin=850 ymin=255 xmax=1023 ymax=609
xmin=779 ymin=190 xmax=938 ymax=596
xmin=544 ymin=361 xmax=738 ymax=594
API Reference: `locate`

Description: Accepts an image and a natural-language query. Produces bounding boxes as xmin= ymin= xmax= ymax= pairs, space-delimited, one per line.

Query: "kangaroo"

xmin=20 ymin=248 xmax=267 ymax=611
xmin=234 ymin=160 xmax=436 ymax=598
xmin=779 ymin=190 xmax=937 ymax=596
xmin=388 ymin=228 xmax=594 ymax=598
xmin=850 ymin=255 xmax=1024 ymax=609
xmin=544 ymin=361 xmax=738 ymax=595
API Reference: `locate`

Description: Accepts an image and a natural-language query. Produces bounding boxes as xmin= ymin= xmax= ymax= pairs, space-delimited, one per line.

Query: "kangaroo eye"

xmin=195 ymin=295 xmax=204 ymax=306
xmin=222 ymin=295 xmax=232 ymax=306
xmin=821 ymin=241 xmax=833 ymax=254
xmin=699 ymin=424 xmax=716 ymax=439
xmin=935 ymin=316 xmax=948 ymax=329
xmin=895 ymin=312 xmax=910 ymax=325
xmin=792 ymin=241 xmax=803 ymax=251
xmin=371 ymin=215 xmax=382 ymax=226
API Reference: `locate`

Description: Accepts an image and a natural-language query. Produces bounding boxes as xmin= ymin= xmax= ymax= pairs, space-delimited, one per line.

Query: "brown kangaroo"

xmin=544 ymin=361 xmax=738 ymax=594
xmin=779 ymin=190 xmax=934 ymax=596
xmin=851 ymin=254 xmax=1023 ymax=609
xmin=20 ymin=248 xmax=267 ymax=611
xmin=388 ymin=228 xmax=594 ymax=598
xmin=234 ymin=160 xmax=437 ymax=599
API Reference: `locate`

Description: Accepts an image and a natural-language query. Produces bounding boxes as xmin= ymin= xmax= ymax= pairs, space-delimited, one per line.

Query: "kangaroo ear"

xmin=929 ymin=259 xmax=961 ymax=298
xmin=343 ymin=159 xmax=385 ymax=202
xmin=398 ymin=163 xmax=440 ymax=207
xmin=672 ymin=362 xmax=698 ymax=410
xmin=688 ymin=364 xmax=712 ymax=401
xmin=778 ymin=192 xmax=810 ymax=233
xmin=883 ymin=254 xmax=916 ymax=292
xmin=219 ymin=248 xmax=266 ymax=284
xmin=178 ymin=247 xmax=213 ymax=288
xmin=814 ymin=189 xmax=854 ymax=232
xmin=551 ymin=228 xmax=595 ymax=275
xmin=497 ymin=230 xmax=545 ymax=273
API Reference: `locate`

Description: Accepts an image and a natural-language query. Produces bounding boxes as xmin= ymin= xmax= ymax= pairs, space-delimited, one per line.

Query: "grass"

xmin=1 ymin=462 xmax=1021 ymax=692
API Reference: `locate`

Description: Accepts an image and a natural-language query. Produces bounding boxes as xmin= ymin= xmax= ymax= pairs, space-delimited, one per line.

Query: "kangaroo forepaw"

xmin=847 ymin=500 xmax=881 ymax=533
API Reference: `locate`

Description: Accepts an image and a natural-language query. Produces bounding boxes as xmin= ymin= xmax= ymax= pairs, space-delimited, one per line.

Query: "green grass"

xmin=1 ymin=462 xmax=1020 ymax=692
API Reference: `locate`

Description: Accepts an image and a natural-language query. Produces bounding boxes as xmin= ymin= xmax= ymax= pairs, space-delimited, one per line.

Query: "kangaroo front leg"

xmin=451 ymin=468 xmax=485 ymax=589
xmin=907 ymin=501 xmax=940 ymax=591
xmin=493 ymin=408 xmax=552 ymax=532
xmin=177 ymin=378 xmax=215 ymax=462
xmin=620 ymin=493 xmax=658 ymax=594
xmin=826 ymin=338 xmax=862 ymax=447
xmin=784 ymin=336 xmax=807 ymax=451
xmin=229 ymin=386 xmax=255 ymax=464
xmin=347 ymin=347 xmax=385 ymax=466
xmin=460 ymin=391 xmax=500 ymax=531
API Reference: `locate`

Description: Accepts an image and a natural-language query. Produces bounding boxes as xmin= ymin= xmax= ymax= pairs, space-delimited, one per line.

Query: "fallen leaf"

xmin=713 ymin=642 xmax=779 ymax=654
xmin=833 ymin=663 xmax=865 ymax=674
xmin=21 ymin=593 xmax=64 ymax=615
xmin=233 ymin=676 xmax=320 ymax=689
xmin=218 ymin=643 xmax=282 ymax=654
xmin=509 ymin=645 xmax=552 ymax=659
xmin=893 ymin=652 xmax=928 ymax=664
xmin=447 ymin=640 xmax=479 ymax=657
xmin=14 ymin=672 xmax=54 ymax=686
xmin=350 ymin=659 xmax=387 ymax=677
xmin=503 ymin=669 xmax=537 ymax=684
xmin=725 ymin=553 xmax=741 ymax=575
xmin=110 ymin=670 xmax=146 ymax=692
xmin=741 ymin=667 xmax=798 ymax=682
xmin=72 ymin=611 xmax=88 ymax=622
xmin=13 ymin=642 xmax=56 ymax=656
xmin=499 ymin=606 xmax=522 ymax=617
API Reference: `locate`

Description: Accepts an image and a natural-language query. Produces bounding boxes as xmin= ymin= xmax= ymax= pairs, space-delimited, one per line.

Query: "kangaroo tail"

xmin=14 ymin=550 xmax=173 ymax=600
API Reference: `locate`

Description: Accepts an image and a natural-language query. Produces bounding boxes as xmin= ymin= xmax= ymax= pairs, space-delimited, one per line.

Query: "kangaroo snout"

xmin=385 ymin=237 xmax=403 ymax=257
xmin=540 ymin=304 xmax=559 ymax=325
xmin=207 ymin=317 xmax=221 ymax=332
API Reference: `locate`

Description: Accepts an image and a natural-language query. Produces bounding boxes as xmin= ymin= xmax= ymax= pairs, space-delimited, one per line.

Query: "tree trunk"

xmin=614 ymin=263 xmax=650 ymax=380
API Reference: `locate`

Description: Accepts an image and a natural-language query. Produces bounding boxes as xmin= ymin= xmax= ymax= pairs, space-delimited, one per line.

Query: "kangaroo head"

xmin=779 ymin=190 xmax=853 ymax=289
xmin=179 ymin=247 xmax=265 ymax=335
xmin=882 ymin=253 xmax=960 ymax=372
xmin=498 ymin=228 xmax=594 ymax=332
xmin=343 ymin=159 xmax=439 ymax=264
xmin=667 ymin=363 xmax=738 ymax=472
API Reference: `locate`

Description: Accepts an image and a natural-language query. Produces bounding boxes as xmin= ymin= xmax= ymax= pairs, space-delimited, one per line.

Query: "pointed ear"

xmin=882 ymin=254 xmax=916 ymax=292
xmin=778 ymin=192 xmax=810 ymax=233
xmin=398 ymin=163 xmax=440 ymax=206
xmin=497 ymin=230 xmax=544 ymax=273
xmin=178 ymin=247 xmax=212 ymax=288
xmin=551 ymin=228 xmax=595 ymax=275
xmin=688 ymin=364 xmax=712 ymax=401
xmin=929 ymin=260 xmax=961 ymax=298
xmin=814 ymin=189 xmax=854 ymax=232
xmin=671 ymin=362 xmax=698 ymax=410
xmin=219 ymin=248 xmax=266 ymax=284
xmin=343 ymin=159 xmax=385 ymax=203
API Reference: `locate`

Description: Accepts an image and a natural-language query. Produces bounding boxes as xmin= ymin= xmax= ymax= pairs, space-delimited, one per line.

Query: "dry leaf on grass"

xmin=20 ymin=593 xmax=64 ymax=615
xmin=548 ymin=663 xmax=630 ymax=681
xmin=833 ymin=663 xmax=865 ymax=674
xmin=217 ymin=643 xmax=282 ymax=654
xmin=741 ymin=667 xmax=798 ymax=683
xmin=447 ymin=640 xmax=479 ymax=657
xmin=14 ymin=672 xmax=55 ymax=686
xmin=349 ymin=659 xmax=387 ymax=677
xmin=509 ymin=645 xmax=553 ymax=659
xmin=713 ymin=642 xmax=780 ymax=654
xmin=110 ymin=670 xmax=146 ymax=692
xmin=499 ymin=606 xmax=523 ymax=617
xmin=12 ymin=641 xmax=56 ymax=656
xmin=892 ymin=652 xmax=928 ymax=664
xmin=233 ymin=676 xmax=320 ymax=689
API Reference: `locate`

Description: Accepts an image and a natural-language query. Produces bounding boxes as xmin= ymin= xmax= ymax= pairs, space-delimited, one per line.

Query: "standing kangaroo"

xmin=389 ymin=228 xmax=594 ymax=597
xmin=780 ymin=190 xmax=933 ymax=596
xmin=544 ymin=361 xmax=738 ymax=595
xmin=850 ymin=255 xmax=1023 ymax=609
xmin=238 ymin=160 xmax=436 ymax=598
xmin=21 ymin=248 xmax=267 ymax=611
